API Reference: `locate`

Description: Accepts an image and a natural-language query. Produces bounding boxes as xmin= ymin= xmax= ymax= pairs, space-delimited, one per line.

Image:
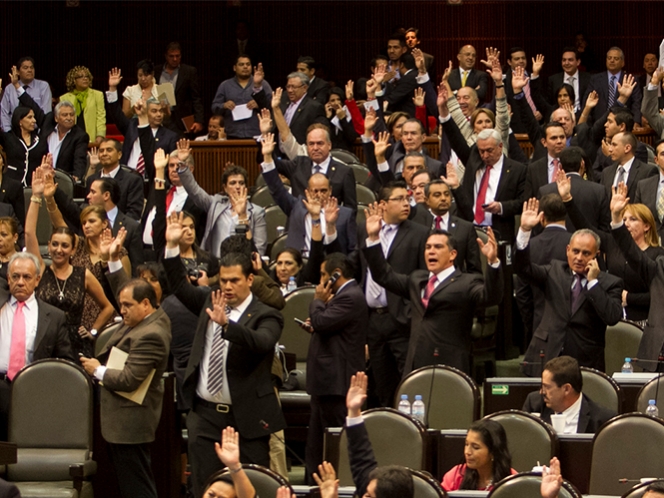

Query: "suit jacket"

xmin=274 ymin=155 xmax=357 ymax=211
xmin=111 ymin=210 xmax=144 ymax=274
xmin=346 ymin=421 xmax=378 ymax=498
xmin=634 ymin=174 xmax=664 ymax=242
xmin=0 ymin=176 xmax=25 ymax=233
xmin=262 ymin=168 xmax=356 ymax=254
xmin=410 ymin=207 xmax=482 ymax=274
xmin=522 ymin=391 xmax=616 ymax=433
xmin=306 ymin=76 xmax=329 ymax=103
xmin=505 ymin=71 xmax=549 ymax=134
xmin=600 ymin=159 xmax=657 ymax=201
xmin=18 ymin=91 xmax=89 ymax=179
xmin=539 ymin=174 xmax=611 ymax=233
xmin=448 ymin=68 xmax=489 ymax=101
xmin=382 ymin=69 xmax=418 ymax=116
xmin=515 ymin=243 xmax=623 ymax=375
xmin=364 ymin=245 xmax=503 ymax=375
xmin=163 ymin=255 xmax=286 ymax=439
xmin=254 ymin=90 xmax=327 ymax=145
xmin=97 ymin=307 xmax=171 ymax=444
xmin=178 ymin=168 xmax=266 ymax=256
xmin=85 ymin=167 xmax=145 ymax=221
xmin=548 ymin=71 xmax=591 ymax=107
xmin=60 ymin=89 xmax=106 ymax=143
xmin=307 ymin=280 xmax=367 ymax=396
xmin=583 ymin=72 xmax=643 ymax=124
xmin=154 ymin=63 xmax=205 ymax=135
xmin=641 ymin=87 xmax=664 ymax=139
xmin=525 ymin=156 xmax=553 ymax=201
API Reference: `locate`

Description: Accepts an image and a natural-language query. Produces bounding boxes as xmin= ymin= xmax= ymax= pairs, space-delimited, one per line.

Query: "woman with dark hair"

xmin=0 ymin=105 xmax=48 ymax=186
xmin=122 ymin=59 xmax=160 ymax=118
xmin=0 ymin=217 xmax=19 ymax=280
xmin=60 ymin=65 xmax=107 ymax=144
xmin=202 ymin=427 xmax=256 ymax=498
xmin=442 ymin=419 xmax=516 ymax=491
xmin=324 ymin=87 xmax=359 ymax=151
xmin=554 ymin=83 xmax=576 ymax=110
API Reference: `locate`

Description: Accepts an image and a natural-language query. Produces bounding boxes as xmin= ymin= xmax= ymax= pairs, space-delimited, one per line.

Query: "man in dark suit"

xmin=522 ymin=356 xmax=616 ymax=433
xmin=583 ymin=47 xmax=643 ymax=125
xmin=524 ymin=122 xmax=567 ymax=200
xmin=539 ymin=147 xmax=611 ymax=233
xmin=364 ymin=207 xmax=503 ymax=376
xmin=600 ymin=132 xmax=657 ymax=200
xmin=154 ymin=42 xmax=204 ymax=137
xmin=516 ymin=198 xmax=623 ymax=375
xmin=448 ymin=45 xmax=488 ymax=101
xmin=548 ymin=48 xmax=591 ymax=113
xmin=162 ymin=215 xmax=285 ymax=498
xmin=411 ymin=180 xmax=481 ymax=274
xmin=634 ymin=139 xmax=664 ymax=242
xmin=405 ymin=28 xmax=434 ymax=75
xmin=0 ymin=252 xmax=73 ymax=441
xmin=379 ymin=53 xmax=418 ymax=117
xmin=80 ymin=279 xmax=170 ymax=498
xmin=304 ymin=253 xmax=367 ymax=481
xmin=638 ymin=53 xmax=660 ymax=103
xmin=296 ymin=56 xmax=329 ymax=103
xmin=642 ymin=67 xmax=664 ymax=139
xmin=504 ymin=47 xmax=548 ymax=134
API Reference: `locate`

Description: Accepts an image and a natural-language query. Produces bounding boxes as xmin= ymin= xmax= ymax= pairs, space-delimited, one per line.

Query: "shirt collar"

xmin=107 ymin=205 xmax=119 ymax=222
xmin=562 ymin=392 xmax=583 ymax=417
xmin=289 ymin=95 xmax=305 ymax=108
xmin=619 ymin=156 xmax=635 ymax=172
xmin=10 ymin=293 xmax=37 ymax=310
xmin=608 ymin=70 xmax=622 ymax=81
xmin=312 ymin=155 xmax=332 ymax=172
xmin=102 ymin=165 xmax=120 ymax=178
xmin=232 ymin=293 xmax=253 ymax=316
xmin=429 ymin=264 xmax=456 ymax=284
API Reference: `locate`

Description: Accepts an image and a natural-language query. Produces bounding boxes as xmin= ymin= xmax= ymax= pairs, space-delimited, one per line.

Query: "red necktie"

xmin=166 ymin=186 xmax=177 ymax=213
xmin=422 ymin=275 xmax=438 ymax=308
xmin=8 ymin=302 xmax=26 ymax=380
xmin=474 ymin=165 xmax=493 ymax=225
xmin=136 ymin=153 xmax=145 ymax=175
xmin=550 ymin=158 xmax=560 ymax=183
xmin=435 ymin=216 xmax=443 ymax=230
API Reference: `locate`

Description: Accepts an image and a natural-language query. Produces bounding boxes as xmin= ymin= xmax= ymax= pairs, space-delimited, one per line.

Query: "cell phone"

xmin=294 ymin=317 xmax=313 ymax=332
xmin=481 ymin=203 xmax=490 ymax=208
xmin=328 ymin=271 xmax=341 ymax=287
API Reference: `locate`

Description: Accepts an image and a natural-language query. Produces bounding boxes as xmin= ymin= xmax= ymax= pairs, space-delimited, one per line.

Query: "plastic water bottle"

xmin=646 ymin=399 xmax=659 ymax=418
xmin=286 ymin=277 xmax=297 ymax=293
xmin=621 ymin=357 xmax=634 ymax=374
xmin=398 ymin=394 xmax=411 ymax=415
xmin=412 ymin=395 xmax=426 ymax=425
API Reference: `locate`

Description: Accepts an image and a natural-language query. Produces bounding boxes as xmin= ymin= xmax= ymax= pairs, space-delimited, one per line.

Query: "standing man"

xmin=635 ymin=138 xmax=664 ymax=242
xmin=385 ymin=34 xmax=408 ymax=82
xmin=405 ymin=28 xmax=434 ymax=74
xmin=600 ymin=131 xmax=657 ymax=200
xmin=163 ymin=213 xmax=285 ymax=498
xmin=154 ymin=42 xmax=205 ymax=137
xmin=548 ymin=48 xmax=590 ymax=113
xmin=296 ymin=56 xmax=329 ymax=103
xmin=80 ymin=279 xmax=171 ymax=498
xmin=1 ymin=57 xmax=52 ymax=132
xmin=304 ymin=252 xmax=367 ymax=481
xmin=504 ymin=47 xmax=546 ymax=133
xmin=448 ymin=45 xmax=488 ymax=101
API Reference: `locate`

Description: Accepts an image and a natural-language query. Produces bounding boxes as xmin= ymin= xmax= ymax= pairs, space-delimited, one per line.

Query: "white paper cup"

xmin=550 ymin=414 xmax=566 ymax=433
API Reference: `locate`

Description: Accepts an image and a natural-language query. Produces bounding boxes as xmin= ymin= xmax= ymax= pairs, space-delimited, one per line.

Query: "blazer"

xmin=634 ymin=174 xmax=664 ymax=241
xmin=522 ymin=391 xmax=616 ymax=433
xmin=85 ymin=167 xmax=145 ymax=221
xmin=548 ymin=71 xmax=591 ymax=107
xmin=274 ymin=155 xmax=357 ymax=211
xmin=381 ymin=69 xmax=418 ymax=117
xmin=97 ymin=307 xmax=171 ymax=444
xmin=307 ymin=280 xmax=367 ymax=396
xmin=178 ymin=167 xmax=266 ymax=256
xmin=0 ymin=175 xmax=25 ymax=229
xmin=600 ymin=158 xmax=658 ymax=200
xmin=163 ymin=255 xmax=286 ymax=439
xmin=448 ymin=68 xmax=489 ymax=101
xmin=154 ymin=63 xmax=205 ymax=135
xmin=112 ymin=210 xmax=144 ymax=274
xmin=306 ymin=76 xmax=330 ymax=103
xmin=18 ymin=91 xmax=89 ymax=179
xmin=346 ymin=421 xmax=378 ymax=498
xmin=254 ymin=90 xmax=327 ymax=145
xmin=641 ymin=87 xmax=664 ymax=139
xmin=515 ymin=243 xmax=623 ymax=375
xmin=262 ymin=168 xmax=356 ymax=254
xmin=504 ymin=71 xmax=549 ymax=134
xmin=525 ymin=156 xmax=553 ymax=201
xmin=364 ymin=245 xmax=503 ymax=375
xmin=583 ymin=72 xmax=643 ymax=124
xmin=60 ymin=89 xmax=106 ymax=143
xmin=410 ymin=207 xmax=482 ymax=274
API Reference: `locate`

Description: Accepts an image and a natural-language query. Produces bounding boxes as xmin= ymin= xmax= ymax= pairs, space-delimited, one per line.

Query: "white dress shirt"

xmin=612 ymin=157 xmax=635 ymax=187
xmin=47 ymin=126 xmax=71 ymax=168
xmin=143 ymin=186 xmax=189 ymax=245
xmin=365 ymin=223 xmax=400 ymax=308
xmin=0 ymin=294 xmax=40 ymax=373
xmin=473 ymin=155 xmax=504 ymax=225
xmin=563 ymin=70 xmax=581 ymax=111
xmin=420 ymin=265 xmax=456 ymax=300
xmin=559 ymin=393 xmax=583 ymax=434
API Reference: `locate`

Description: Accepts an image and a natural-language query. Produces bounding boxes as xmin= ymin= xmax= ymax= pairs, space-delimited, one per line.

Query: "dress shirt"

xmin=559 ymin=393 xmax=583 ymax=434
xmin=563 ymin=71 xmax=581 ymax=111
xmin=303 ymin=211 xmax=337 ymax=257
xmin=122 ymin=84 xmax=160 ymax=107
xmin=311 ymin=156 xmax=331 ymax=175
xmin=420 ymin=265 xmax=457 ymax=300
xmin=211 ymin=76 xmax=272 ymax=138
xmin=284 ymin=95 xmax=305 ymax=126
xmin=100 ymin=165 xmax=120 ymax=179
xmin=159 ymin=66 xmax=179 ymax=89
xmin=607 ymin=71 xmax=622 ymax=92
xmin=547 ymin=154 xmax=559 ymax=184
xmin=194 ymin=134 xmax=226 ymax=142
xmin=365 ymin=223 xmax=400 ymax=308
xmin=473 ymin=155 xmax=504 ymax=226
xmin=613 ymin=157 xmax=634 ymax=187
xmin=0 ymin=294 xmax=39 ymax=373
xmin=47 ymin=126 xmax=72 ymax=168
xmin=656 ymin=172 xmax=664 ymax=203
xmin=106 ymin=206 xmax=118 ymax=229
xmin=142 ymin=186 xmax=188 ymax=245
xmin=1 ymin=79 xmax=52 ymax=132
xmin=127 ymin=124 xmax=157 ymax=171
xmin=429 ymin=210 xmax=450 ymax=231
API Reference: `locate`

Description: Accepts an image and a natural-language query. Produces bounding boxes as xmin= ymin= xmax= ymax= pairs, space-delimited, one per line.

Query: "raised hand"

xmin=617 ymin=73 xmax=636 ymax=100
xmin=651 ymin=67 xmax=663 ymax=87
xmin=108 ymin=68 xmax=122 ymax=90
xmin=276 ymin=486 xmax=297 ymax=498
xmin=154 ymin=148 xmax=169 ymax=170
xmin=584 ymin=90 xmax=599 ymax=109
xmin=9 ymin=66 xmax=19 ymax=88
xmin=324 ymin=197 xmax=340 ymax=226
xmin=165 ymin=211 xmax=185 ymax=248
xmin=486 ymin=54 xmax=503 ymax=83
xmin=372 ymin=64 xmax=387 ymax=85
xmin=520 ymin=198 xmax=542 ymax=231
xmin=531 ymin=54 xmax=545 ymax=76
xmin=413 ymin=87 xmax=425 ymax=107
xmin=441 ymin=161 xmax=459 ymax=189
xmin=412 ymin=48 xmax=426 ymax=75
xmin=481 ymin=47 xmax=501 ymax=68
xmin=43 ymin=170 xmax=58 ymax=199
xmin=303 ymin=189 xmax=322 ymax=218
xmin=88 ymin=147 xmax=100 ymax=168
xmin=560 ymin=102 xmax=575 ymax=116
xmin=555 ymin=168 xmax=572 ymax=201
xmin=512 ymin=66 xmax=529 ymax=94
xmin=441 ymin=60 xmax=453 ymax=83
xmin=261 ymin=133 xmax=276 ymax=158
xmin=541 ymin=457 xmax=563 ymax=498
xmin=176 ymin=138 xmax=191 ymax=162
xmin=253 ymin=63 xmax=265 ymax=87
xmin=111 ymin=227 xmax=127 ymax=261
xmin=610 ymin=182 xmax=629 ymax=223
xmin=372 ymin=131 xmax=392 ymax=160
xmin=31 ymin=169 xmax=45 ymax=196
xmin=363 ymin=107 xmax=377 ymax=134
xmin=215 ymin=426 xmax=240 ymax=468
xmin=206 ymin=289 xmax=229 ymax=326
xmin=271 ymin=87 xmax=283 ymax=109
xmin=345 ymin=80 xmax=354 ymax=101
xmin=346 ymin=372 xmax=368 ymax=417
xmin=229 ymin=186 xmax=248 ymax=217
xmin=477 ymin=227 xmax=499 ymax=264
xmin=365 ymin=78 xmax=378 ymax=99
xmin=313 ymin=462 xmax=339 ymax=498
xmin=134 ymin=98 xmax=146 ymax=118
xmin=436 ymin=83 xmax=449 ymax=116
xmin=365 ymin=202 xmax=383 ymax=240
xmin=258 ymin=108 xmax=273 ymax=135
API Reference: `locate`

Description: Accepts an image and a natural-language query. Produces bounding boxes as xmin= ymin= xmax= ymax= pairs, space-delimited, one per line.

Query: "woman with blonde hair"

xmin=60 ymin=65 xmax=106 ymax=144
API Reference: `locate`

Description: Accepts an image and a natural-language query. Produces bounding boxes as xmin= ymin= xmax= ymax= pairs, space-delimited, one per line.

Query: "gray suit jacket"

xmin=642 ymin=87 xmax=664 ymax=139
xmin=634 ymin=174 xmax=664 ymax=241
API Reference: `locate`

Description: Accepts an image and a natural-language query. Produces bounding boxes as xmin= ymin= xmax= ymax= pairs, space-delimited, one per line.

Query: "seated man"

xmin=194 ymin=115 xmax=226 ymax=141
xmin=522 ymin=356 xmax=617 ymax=433
xmin=643 ymin=482 xmax=664 ymax=498
xmin=448 ymin=45 xmax=487 ymax=100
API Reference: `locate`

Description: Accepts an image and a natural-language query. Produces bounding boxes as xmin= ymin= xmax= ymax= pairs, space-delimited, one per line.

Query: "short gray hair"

xmin=476 ymin=128 xmax=501 ymax=144
xmin=8 ymin=252 xmax=41 ymax=277
xmin=54 ymin=100 xmax=75 ymax=118
xmin=570 ymin=228 xmax=601 ymax=251
xmin=607 ymin=47 xmax=624 ymax=60
xmin=287 ymin=71 xmax=310 ymax=87
xmin=169 ymin=150 xmax=194 ymax=167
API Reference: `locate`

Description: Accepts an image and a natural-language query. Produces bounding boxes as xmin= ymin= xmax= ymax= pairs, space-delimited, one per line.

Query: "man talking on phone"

xmin=302 ymin=252 xmax=367 ymax=482
xmin=515 ymin=198 xmax=623 ymax=376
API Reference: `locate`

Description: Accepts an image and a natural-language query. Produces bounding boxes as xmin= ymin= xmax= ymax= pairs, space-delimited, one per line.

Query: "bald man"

xmin=448 ymin=45 xmax=488 ymax=100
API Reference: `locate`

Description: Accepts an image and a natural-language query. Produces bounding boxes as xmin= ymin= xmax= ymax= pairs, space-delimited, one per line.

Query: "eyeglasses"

xmin=387 ymin=196 xmax=409 ymax=204
xmin=286 ymin=84 xmax=304 ymax=90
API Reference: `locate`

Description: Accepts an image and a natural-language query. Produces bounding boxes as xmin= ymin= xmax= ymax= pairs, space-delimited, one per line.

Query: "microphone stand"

xmin=425 ymin=348 xmax=439 ymax=428
xmin=259 ymin=420 xmax=307 ymax=467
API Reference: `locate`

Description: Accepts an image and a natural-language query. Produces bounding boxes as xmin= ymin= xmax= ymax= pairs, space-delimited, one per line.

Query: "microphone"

xmin=425 ymin=348 xmax=439 ymax=428
xmin=618 ymin=478 xmax=642 ymax=484
xmin=259 ymin=420 xmax=307 ymax=467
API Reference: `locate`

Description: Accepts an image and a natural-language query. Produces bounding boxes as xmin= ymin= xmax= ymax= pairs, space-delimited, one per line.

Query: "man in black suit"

xmin=524 ymin=122 xmax=567 ymax=200
xmin=154 ymin=42 xmax=204 ymax=136
xmin=386 ymin=34 xmax=408 ymax=83
xmin=296 ymin=56 xmax=329 ymax=104
xmin=583 ymin=47 xmax=643 ymax=125
xmin=539 ymin=147 xmax=611 ymax=233
xmin=163 ymin=215 xmax=285 ymax=498
xmin=548 ymin=48 xmax=591 ymax=114
xmin=522 ymin=356 xmax=616 ymax=433
xmin=635 ymin=139 xmax=664 ymax=241
xmin=601 ymin=132 xmax=657 ymax=200
xmin=448 ymin=45 xmax=488 ymax=101
xmin=411 ymin=180 xmax=481 ymax=274
xmin=378 ymin=53 xmax=418 ymax=117
xmin=364 ymin=204 xmax=503 ymax=376
xmin=304 ymin=253 xmax=367 ymax=481
xmin=0 ymin=252 xmax=73 ymax=440
xmin=504 ymin=47 xmax=548 ymax=134
xmin=516 ymin=198 xmax=623 ymax=375
xmin=642 ymin=67 xmax=664 ymax=140
xmin=405 ymin=28 xmax=434 ymax=74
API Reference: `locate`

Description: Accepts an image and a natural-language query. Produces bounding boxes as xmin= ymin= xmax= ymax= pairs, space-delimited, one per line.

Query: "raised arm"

xmin=25 ymin=168 xmax=48 ymax=275
xmin=215 ymin=427 xmax=256 ymax=498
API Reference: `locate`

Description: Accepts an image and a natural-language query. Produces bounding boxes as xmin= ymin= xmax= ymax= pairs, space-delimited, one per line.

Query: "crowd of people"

xmin=0 ymin=28 xmax=663 ymax=497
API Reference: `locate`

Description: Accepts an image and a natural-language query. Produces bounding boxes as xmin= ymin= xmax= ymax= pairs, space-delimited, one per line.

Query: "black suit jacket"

xmin=0 ymin=176 xmax=25 ymax=232
xmin=254 ymin=90 xmax=327 ymax=145
xmin=346 ymin=422 xmax=378 ymax=498
xmin=583 ymin=72 xmax=643 ymax=124
xmin=163 ymin=255 xmax=286 ymax=439
xmin=515 ymin=243 xmax=623 ymax=375
xmin=113 ymin=210 xmax=144 ymax=273
xmin=505 ymin=72 xmax=549 ymax=134
xmin=600 ymin=159 xmax=658 ymax=200
xmin=154 ymin=63 xmax=205 ymax=135
xmin=382 ymin=69 xmax=418 ymax=117
xmin=548 ymin=71 xmax=591 ymax=107
xmin=448 ymin=68 xmax=489 ymax=101
xmin=525 ymin=156 xmax=552 ymax=201
xmin=307 ymin=280 xmax=367 ymax=396
xmin=306 ymin=77 xmax=329 ymax=103
xmin=364 ymin=245 xmax=503 ymax=375
xmin=634 ymin=174 xmax=664 ymax=241
xmin=85 ymin=167 xmax=145 ymax=221
xmin=522 ymin=391 xmax=616 ymax=433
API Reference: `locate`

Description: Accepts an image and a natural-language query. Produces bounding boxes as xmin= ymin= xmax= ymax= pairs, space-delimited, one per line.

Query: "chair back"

xmin=484 ymin=410 xmax=558 ymax=473
xmin=8 ymin=359 xmax=93 ymax=482
xmin=331 ymin=149 xmax=361 ymax=165
xmin=279 ymin=286 xmax=315 ymax=361
xmin=635 ymin=375 xmax=664 ymax=413
xmin=255 ymin=174 xmax=267 ymax=188
xmin=214 ymin=464 xmax=291 ymax=498
xmin=337 ymin=408 xmax=427 ymax=486
xmin=395 ymin=365 xmax=480 ymax=429
xmin=621 ymin=478 xmax=664 ymax=498
xmin=488 ymin=472 xmax=581 ymax=498
xmin=411 ymin=469 xmax=448 ymax=498
xmin=53 ymin=169 xmax=75 ymax=199
xmin=605 ymin=321 xmax=643 ymax=374
xmin=356 ymin=184 xmax=377 ymax=205
xmin=589 ymin=413 xmax=664 ymax=495
xmin=348 ymin=162 xmax=370 ymax=184
xmin=95 ymin=320 xmax=123 ymax=356
xmin=264 ymin=205 xmax=288 ymax=246
xmin=23 ymin=188 xmax=52 ymax=246
xmin=580 ymin=366 xmax=623 ymax=413
xmin=356 ymin=204 xmax=369 ymax=228
xmin=269 ymin=234 xmax=289 ymax=263
xmin=251 ymin=185 xmax=275 ymax=208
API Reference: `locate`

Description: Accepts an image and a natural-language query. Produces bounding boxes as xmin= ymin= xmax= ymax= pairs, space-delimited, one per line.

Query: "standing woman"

xmin=60 ymin=66 xmax=107 ymax=145
xmin=0 ymin=217 xmax=19 ymax=280
xmin=122 ymin=59 xmax=161 ymax=118
xmin=0 ymin=104 xmax=47 ymax=186
xmin=26 ymin=168 xmax=115 ymax=356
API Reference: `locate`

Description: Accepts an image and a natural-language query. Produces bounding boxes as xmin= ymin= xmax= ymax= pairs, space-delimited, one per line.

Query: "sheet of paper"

xmin=103 ymin=346 xmax=155 ymax=405
xmin=155 ymin=83 xmax=177 ymax=106
xmin=660 ymin=39 xmax=664 ymax=71
xmin=232 ymin=103 xmax=253 ymax=121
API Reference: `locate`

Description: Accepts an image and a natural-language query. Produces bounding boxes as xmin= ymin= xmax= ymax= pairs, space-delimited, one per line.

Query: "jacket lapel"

xmin=33 ymin=300 xmax=51 ymax=354
xmin=386 ymin=222 xmax=408 ymax=259
xmin=576 ymin=395 xmax=590 ymax=433
xmin=429 ymin=268 xmax=462 ymax=302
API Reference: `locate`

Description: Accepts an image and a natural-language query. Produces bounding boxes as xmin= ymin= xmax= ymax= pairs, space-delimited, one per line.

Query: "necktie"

xmin=608 ymin=75 xmax=616 ymax=108
xmin=567 ymin=76 xmax=575 ymax=86
xmin=523 ymin=79 xmax=538 ymax=116
xmin=461 ymin=71 xmax=468 ymax=87
xmin=422 ymin=275 xmax=438 ymax=308
xmin=207 ymin=305 xmax=232 ymax=395
xmin=313 ymin=165 xmax=321 ymax=175
xmin=615 ymin=166 xmax=626 ymax=187
xmin=570 ymin=274 xmax=584 ymax=314
xmin=657 ymin=183 xmax=664 ymax=223
xmin=136 ymin=153 xmax=145 ymax=175
xmin=166 ymin=186 xmax=177 ymax=212
xmin=435 ymin=216 xmax=443 ymax=230
xmin=474 ymin=165 xmax=493 ymax=225
xmin=22 ymin=85 xmax=28 ymax=91
xmin=550 ymin=158 xmax=560 ymax=183
xmin=8 ymin=302 xmax=26 ymax=380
